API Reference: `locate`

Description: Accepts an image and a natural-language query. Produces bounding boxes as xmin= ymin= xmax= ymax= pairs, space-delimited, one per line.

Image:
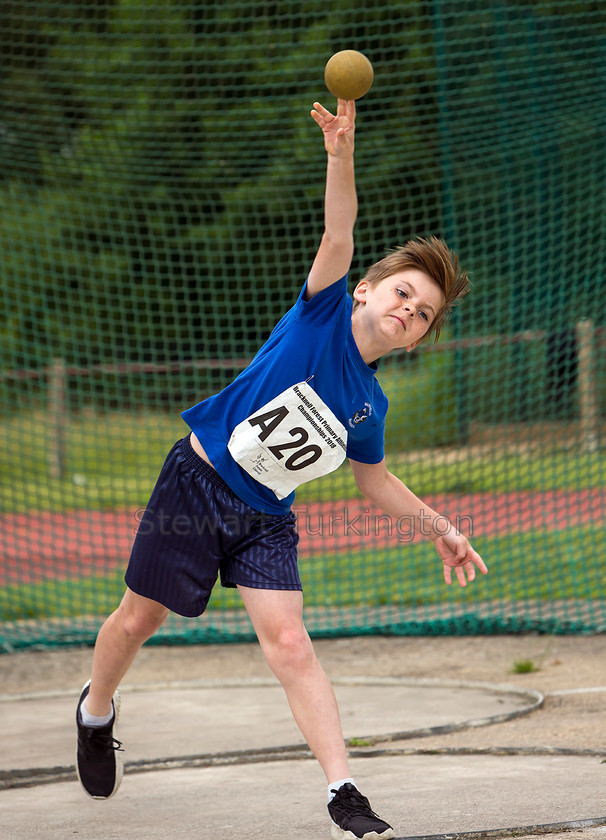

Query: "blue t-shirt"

xmin=182 ymin=275 xmax=389 ymax=514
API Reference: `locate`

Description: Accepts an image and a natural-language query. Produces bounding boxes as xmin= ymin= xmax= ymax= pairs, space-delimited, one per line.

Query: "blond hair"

xmin=354 ymin=236 xmax=470 ymax=343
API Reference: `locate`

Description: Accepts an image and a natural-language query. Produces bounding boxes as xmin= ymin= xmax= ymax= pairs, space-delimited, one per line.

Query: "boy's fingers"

xmin=471 ymin=549 xmax=488 ymax=574
xmin=336 ymin=99 xmax=356 ymax=123
xmin=455 ymin=565 xmax=467 ymax=587
xmin=441 ymin=539 xmax=486 ymax=588
xmin=312 ymin=101 xmax=333 ymax=118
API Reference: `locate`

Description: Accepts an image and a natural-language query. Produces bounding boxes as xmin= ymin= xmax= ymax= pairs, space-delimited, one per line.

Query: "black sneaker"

xmin=76 ymin=680 xmax=123 ymax=799
xmin=328 ymin=783 xmax=395 ymax=840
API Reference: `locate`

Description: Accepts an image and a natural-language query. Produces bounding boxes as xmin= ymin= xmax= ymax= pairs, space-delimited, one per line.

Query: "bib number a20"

xmin=227 ymin=381 xmax=348 ymax=500
xmin=249 ymin=405 xmax=322 ymax=471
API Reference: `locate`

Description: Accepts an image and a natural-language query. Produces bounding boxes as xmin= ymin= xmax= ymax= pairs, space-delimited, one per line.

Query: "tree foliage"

xmin=1 ymin=0 xmax=605 ymax=383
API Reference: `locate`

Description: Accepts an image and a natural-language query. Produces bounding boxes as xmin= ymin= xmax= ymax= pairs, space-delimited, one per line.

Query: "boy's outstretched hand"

xmin=311 ymin=99 xmax=355 ymax=157
xmin=433 ymin=530 xmax=488 ymax=587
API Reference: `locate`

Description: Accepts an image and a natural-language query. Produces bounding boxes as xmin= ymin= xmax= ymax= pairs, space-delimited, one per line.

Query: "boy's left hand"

xmin=311 ymin=99 xmax=355 ymax=157
xmin=433 ymin=530 xmax=488 ymax=587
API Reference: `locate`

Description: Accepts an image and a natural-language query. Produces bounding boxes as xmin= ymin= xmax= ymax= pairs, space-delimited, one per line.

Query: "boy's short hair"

xmin=354 ymin=236 xmax=470 ymax=343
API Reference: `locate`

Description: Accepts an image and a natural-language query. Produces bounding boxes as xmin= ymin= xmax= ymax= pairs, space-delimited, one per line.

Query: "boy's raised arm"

xmin=305 ymin=99 xmax=357 ymax=300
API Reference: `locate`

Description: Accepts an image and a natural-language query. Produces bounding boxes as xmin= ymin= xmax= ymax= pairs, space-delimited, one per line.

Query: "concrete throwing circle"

xmin=0 ymin=677 xmax=542 ymax=780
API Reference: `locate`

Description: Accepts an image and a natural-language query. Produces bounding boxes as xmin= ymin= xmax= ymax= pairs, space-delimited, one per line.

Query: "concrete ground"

xmin=0 ymin=634 xmax=605 ymax=840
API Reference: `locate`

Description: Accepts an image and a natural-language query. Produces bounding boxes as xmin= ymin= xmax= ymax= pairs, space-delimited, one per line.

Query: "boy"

xmin=76 ymin=99 xmax=487 ymax=840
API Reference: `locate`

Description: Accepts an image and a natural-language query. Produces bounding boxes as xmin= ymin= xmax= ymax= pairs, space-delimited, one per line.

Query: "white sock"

xmin=328 ymin=777 xmax=356 ymax=802
xmin=80 ymin=700 xmax=114 ymax=728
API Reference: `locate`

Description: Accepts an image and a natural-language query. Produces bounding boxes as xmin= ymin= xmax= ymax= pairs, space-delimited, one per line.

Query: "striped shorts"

xmin=125 ymin=436 xmax=301 ymax=617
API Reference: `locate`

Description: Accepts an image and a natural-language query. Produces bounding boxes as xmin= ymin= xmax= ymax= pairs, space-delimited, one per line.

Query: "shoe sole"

xmin=76 ymin=679 xmax=124 ymax=800
xmin=331 ymin=825 xmax=396 ymax=840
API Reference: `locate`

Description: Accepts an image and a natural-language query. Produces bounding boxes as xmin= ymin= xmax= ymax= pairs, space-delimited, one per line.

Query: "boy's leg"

xmin=238 ymin=585 xmax=395 ymax=840
xmin=85 ymin=587 xmax=170 ymax=715
xmin=76 ymin=588 xmax=169 ymax=799
xmin=237 ymin=585 xmax=350 ymax=783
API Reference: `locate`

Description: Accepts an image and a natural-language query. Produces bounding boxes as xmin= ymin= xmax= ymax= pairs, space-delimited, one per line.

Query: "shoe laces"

xmin=83 ymin=726 xmax=123 ymax=759
xmin=329 ymin=785 xmax=379 ymax=820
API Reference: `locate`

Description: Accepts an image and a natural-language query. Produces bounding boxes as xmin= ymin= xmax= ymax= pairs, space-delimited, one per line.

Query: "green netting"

xmin=1 ymin=1 xmax=605 ymax=652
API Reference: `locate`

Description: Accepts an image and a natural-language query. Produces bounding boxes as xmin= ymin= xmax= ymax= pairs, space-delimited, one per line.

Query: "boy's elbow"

xmin=353 ymin=473 xmax=366 ymax=496
xmin=322 ymin=230 xmax=354 ymax=259
xmin=355 ymin=479 xmax=382 ymax=507
xmin=314 ymin=233 xmax=353 ymax=283
xmin=350 ymin=459 xmax=389 ymax=500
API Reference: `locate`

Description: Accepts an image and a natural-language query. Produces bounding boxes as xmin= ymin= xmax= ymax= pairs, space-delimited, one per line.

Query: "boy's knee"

xmin=117 ymin=599 xmax=167 ymax=642
xmin=265 ymin=624 xmax=315 ymax=672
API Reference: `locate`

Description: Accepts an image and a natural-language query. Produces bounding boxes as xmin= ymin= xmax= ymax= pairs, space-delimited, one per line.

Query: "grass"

xmin=0 ymin=410 xmax=184 ymax=512
xmin=1 ymin=409 xmax=604 ymax=627
xmin=2 ymin=524 xmax=603 ymax=622
xmin=0 ymin=571 xmax=125 ymax=622
xmin=300 ymin=448 xmax=605 ymax=501
xmin=511 ymin=637 xmax=555 ymax=673
xmin=0 ymin=410 xmax=604 ymax=512
xmin=511 ymin=659 xmax=539 ymax=674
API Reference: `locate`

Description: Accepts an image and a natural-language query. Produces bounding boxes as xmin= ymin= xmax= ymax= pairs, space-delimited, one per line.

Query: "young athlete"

xmin=76 ymin=99 xmax=487 ymax=840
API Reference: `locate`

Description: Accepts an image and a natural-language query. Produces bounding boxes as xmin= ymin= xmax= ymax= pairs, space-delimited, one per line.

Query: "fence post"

xmin=48 ymin=357 xmax=67 ymax=479
xmin=575 ymin=319 xmax=599 ymax=453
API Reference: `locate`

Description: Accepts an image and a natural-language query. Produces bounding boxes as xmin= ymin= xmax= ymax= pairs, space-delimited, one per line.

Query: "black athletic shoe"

xmin=76 ymin=680 xmax=123 ymax=799
xmin=328 ymin=783 xmax=395 ymax=840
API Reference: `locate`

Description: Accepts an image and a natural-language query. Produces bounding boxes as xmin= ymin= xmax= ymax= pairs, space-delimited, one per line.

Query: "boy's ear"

xmin=405 ymin=338 xmax=423 ymax=352
xmin=353 ymin=280 xmax=369 ymax=304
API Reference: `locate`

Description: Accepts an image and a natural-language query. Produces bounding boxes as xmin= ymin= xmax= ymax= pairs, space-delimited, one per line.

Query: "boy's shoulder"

xmin=293 ymin=273 xmax=350 ymax=315
xmin=253 ymin=274 xmax=352 ymax=364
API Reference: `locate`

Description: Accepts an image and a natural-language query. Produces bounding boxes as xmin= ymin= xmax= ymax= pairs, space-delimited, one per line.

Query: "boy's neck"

xmin=351 ymin=313 xmax=387 ymax=366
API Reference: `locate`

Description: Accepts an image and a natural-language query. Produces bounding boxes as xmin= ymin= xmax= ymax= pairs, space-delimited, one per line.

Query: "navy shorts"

xmin=125 ymin=436 xmax=301 ymax=617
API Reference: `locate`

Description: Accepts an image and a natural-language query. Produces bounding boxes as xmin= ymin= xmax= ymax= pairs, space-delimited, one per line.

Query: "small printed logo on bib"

xmin=227 ymin=382 xmax=347 ymax=500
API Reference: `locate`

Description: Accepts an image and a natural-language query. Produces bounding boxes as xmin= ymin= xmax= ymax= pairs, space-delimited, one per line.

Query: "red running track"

xmin=1 ymin=489 xmax=603 ymax=587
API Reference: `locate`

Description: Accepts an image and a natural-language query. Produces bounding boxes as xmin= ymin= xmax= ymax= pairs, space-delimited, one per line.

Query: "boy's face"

xmin=353 ymin=269 xmax=445 ymax=353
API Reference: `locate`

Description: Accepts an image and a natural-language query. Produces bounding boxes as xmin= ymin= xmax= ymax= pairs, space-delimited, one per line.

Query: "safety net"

xmin=1 ymin=0 xmax=604 ymax=651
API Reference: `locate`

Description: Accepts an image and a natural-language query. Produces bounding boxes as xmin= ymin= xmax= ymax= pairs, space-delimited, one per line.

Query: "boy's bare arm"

xmin=349 ymin=458 xmax=488 ymax=587
xmin=306 ymin=99 xmax=357 ymax=300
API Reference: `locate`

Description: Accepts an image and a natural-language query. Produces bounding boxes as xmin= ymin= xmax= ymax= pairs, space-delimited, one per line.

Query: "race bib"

xmin=227 ymin=381 xmax=347 ymax=499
